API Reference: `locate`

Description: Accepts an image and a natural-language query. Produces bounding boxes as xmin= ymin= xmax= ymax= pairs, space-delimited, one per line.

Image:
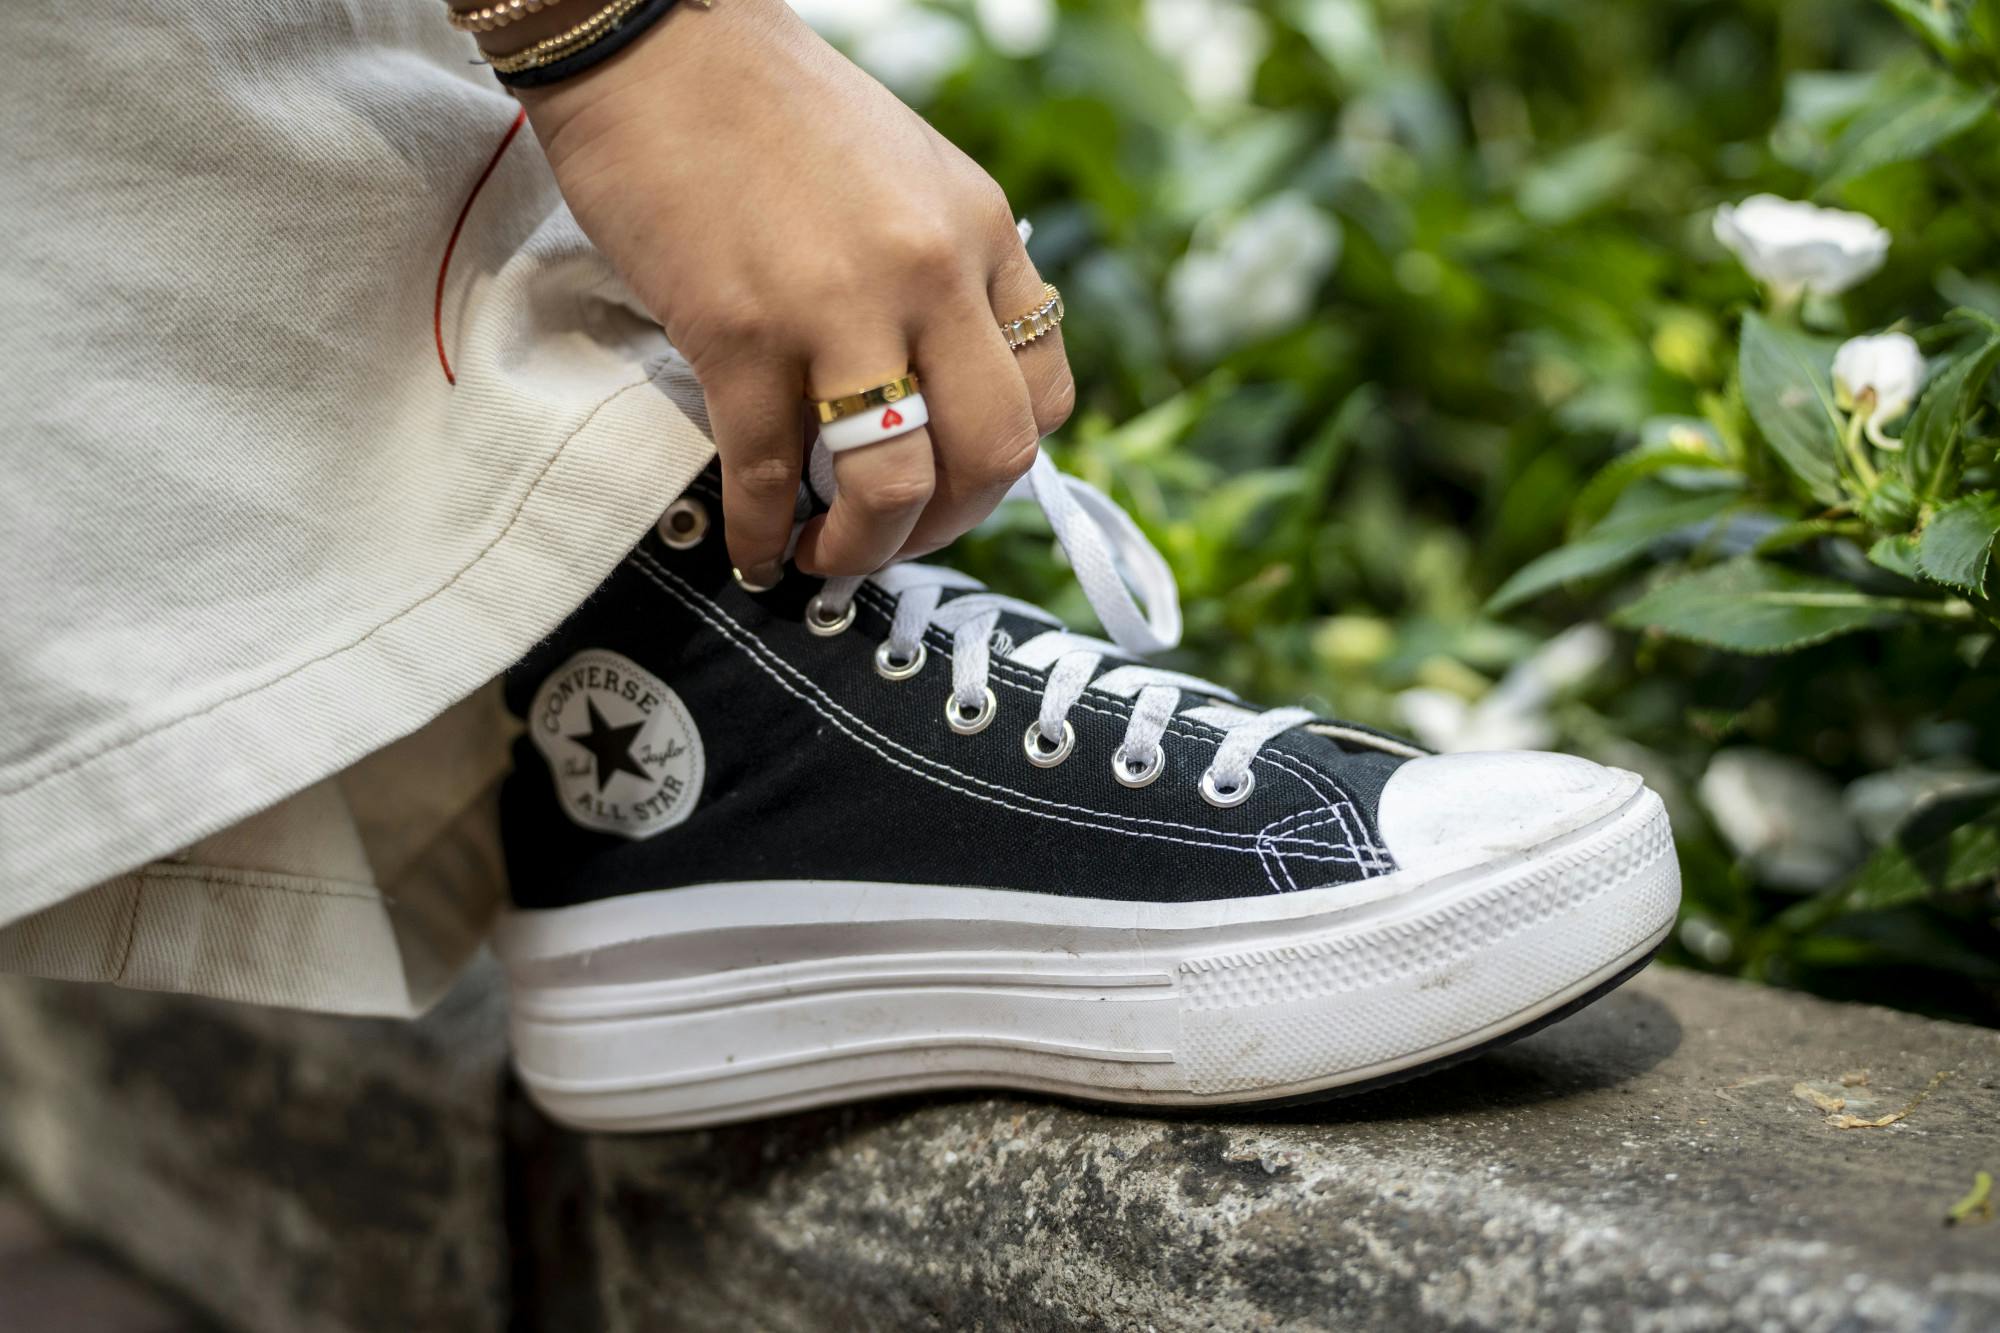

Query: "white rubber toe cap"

xmin=1378 ymin=751 xmax=1644 ymax=879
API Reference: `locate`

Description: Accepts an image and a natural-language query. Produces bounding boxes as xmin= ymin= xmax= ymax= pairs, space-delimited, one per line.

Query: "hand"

xmin=515 ymin=0 xmax=1075 ymax=583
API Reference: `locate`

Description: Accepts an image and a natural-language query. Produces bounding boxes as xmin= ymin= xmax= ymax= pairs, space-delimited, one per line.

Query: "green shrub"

xmin=821 ymin=0 xmax=2000 ymax=1024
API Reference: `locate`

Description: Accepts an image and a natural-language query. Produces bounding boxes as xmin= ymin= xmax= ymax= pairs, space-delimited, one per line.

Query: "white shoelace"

xmin=812 ymin=452 xmax=1317 ymax=806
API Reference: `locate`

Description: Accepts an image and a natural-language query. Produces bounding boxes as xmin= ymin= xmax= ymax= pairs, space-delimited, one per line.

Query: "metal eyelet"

xmin=1112 ymin=743 xmax=1166 ymax=789
xmin=733 ymin=566 xmax=781 ymax=594
xmin=945 ymin=687 xmax=998 ymax=736
xmin=1199 ymin=767 xmax=1256 ymax=808
xmin=805 ymin=594 xmax=856 ymax=637
xmin=657 ymin=497 xmax=709 ymax=550
xmin=1023 ymin=719 xmax=1076 ymax=768
xmin=874 ymin=640 xmax=927 ymax=681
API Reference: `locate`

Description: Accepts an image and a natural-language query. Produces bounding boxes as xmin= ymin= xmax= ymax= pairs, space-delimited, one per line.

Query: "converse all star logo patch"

xmin=529 ymin=649 xmax=705 ymax=839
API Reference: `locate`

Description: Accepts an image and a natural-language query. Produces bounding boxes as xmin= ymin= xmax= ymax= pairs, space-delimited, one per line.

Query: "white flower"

xmin=850 ymin=9 xmax=973 ymax=101
xmin=1395 ymin=625 xmax=1613 ymax=755
xmin=1166 ymin=192 xmax=1340 ymax=357
xmin=1844 ymin=761 xmax=1997 ymax=845
xmin=1832 ymin=332 xmax=1924 ymax=450
xmin=1395 ymin=689 xmax=1545 ymax=755
xmin=1711 ymin=194 xmax=1889 ymax=304
xmin=975 ymin=0 xmax=1056 ymax=57
xmin=1143 ymin=0 xmax=1269 ymax=109
xmin=1697 ymin=749 xmax=1862 ymax=890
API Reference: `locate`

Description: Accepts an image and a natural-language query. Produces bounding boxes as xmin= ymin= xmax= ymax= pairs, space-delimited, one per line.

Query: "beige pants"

xmin=0 ymin=3 xmax=713 ymax=1014
xmin=0 ymin=690 xmax=516 ymax=1017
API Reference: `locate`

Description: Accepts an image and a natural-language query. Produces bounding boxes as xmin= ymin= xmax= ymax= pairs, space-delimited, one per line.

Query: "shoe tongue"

xmin=988 ymin=610 xmax=1059 ymax=661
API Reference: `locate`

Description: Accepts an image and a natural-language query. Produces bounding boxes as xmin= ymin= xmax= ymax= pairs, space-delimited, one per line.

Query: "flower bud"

xmin=1833 ymin=331 xmax=1923 ymax=449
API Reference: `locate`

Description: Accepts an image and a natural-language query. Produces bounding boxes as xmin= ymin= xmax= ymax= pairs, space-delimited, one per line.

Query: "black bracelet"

xmin=492 ymin=0 xmax=685 ymax=90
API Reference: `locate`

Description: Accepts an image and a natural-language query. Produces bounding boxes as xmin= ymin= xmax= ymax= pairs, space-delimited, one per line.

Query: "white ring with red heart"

xmin=818 ymin=391 xmax=931 ymax=453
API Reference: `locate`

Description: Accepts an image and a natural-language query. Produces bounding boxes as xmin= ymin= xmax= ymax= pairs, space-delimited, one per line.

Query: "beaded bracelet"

xmin=448 ymin=0 xmax=572 ymax=35
xmin=485 ymin=0 xmax=701 ymax=87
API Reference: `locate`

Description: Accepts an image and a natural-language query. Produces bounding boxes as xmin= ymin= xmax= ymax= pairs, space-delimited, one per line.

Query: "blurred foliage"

xmin=814 ymin=0 xmax=2000 ymax=1025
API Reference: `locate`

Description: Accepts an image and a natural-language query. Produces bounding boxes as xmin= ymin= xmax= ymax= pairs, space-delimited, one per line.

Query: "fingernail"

xmin=732 ymin=561 xmax=784 ymax=593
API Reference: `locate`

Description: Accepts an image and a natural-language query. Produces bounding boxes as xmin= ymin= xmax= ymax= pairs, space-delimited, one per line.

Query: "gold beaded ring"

xmin=448 ymin=0 xmax=572 ymax=35
xmin=811 ymin=374 xmax=922 ymax=425
xmin=1002 ymin=283 xmax=1065 ymax=351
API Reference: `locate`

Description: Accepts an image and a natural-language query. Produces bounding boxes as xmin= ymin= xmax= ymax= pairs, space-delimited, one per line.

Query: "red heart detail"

xmin=880 ymin=407 xmax=904 ymax=429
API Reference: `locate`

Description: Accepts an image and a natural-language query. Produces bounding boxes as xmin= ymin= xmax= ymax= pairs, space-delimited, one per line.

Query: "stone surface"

xmin=0 ymin=1190 xmax=207 ymax=1332
xmin=3 ymin=959 xmax=1996 ymax=1331
xmin=0 ymin=958 xmax=513 ymax=1333
xmin=565 ymin=968 xmax=2000 ymax=1332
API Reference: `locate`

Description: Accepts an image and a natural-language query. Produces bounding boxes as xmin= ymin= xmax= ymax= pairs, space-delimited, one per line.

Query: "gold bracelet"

xmin=811 ymin=374 xmax=922 ymax=425
xmin=483 ymin=0 xmax=646 ymax=72
xmin=448 ymin=0 xmax=572 ymax=34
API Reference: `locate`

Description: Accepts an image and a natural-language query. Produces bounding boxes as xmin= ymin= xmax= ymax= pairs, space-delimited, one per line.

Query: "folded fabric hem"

xmin=0 ymin=373 xmax=716 ymax=940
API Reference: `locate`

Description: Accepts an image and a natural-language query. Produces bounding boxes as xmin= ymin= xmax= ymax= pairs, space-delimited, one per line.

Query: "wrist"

xmin=510 ymin=0 xmax=799 ymax=149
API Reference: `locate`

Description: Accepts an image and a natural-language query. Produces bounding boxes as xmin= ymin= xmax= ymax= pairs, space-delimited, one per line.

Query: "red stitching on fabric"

xmin=435 ymin=108 xmax=529 ymax=386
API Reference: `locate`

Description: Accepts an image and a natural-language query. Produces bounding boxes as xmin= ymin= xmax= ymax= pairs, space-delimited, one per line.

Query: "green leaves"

xmin=1818 ymin=67 xmax=1994 ymax=185
xmin=1738 ymin=312 xmax=1847 ymax=506
xmin=1916 ymin=491 xmax=2000 ymax=593
xmin=1613 ymin=557 xmax=1912 ymax=653
xmin=1517 ymin=134 xmax=1646 ymax=225
xmin=1902 ymin=327 xmax=2000 ymax=501
xmin=1487 ymin=489 xmax=1739 ymax=612
xmin=1846 ymin=794 xmax=2000 ymax=912
xmin=1495 ymin=297 xmax=1998 ymax=653
xmin=1568 ymin=425 xmax=1735 ymax=532
xmin=1877 ymin=0 xmax=1970 ymax=63
xmin=1779 ymin=789 xmax=2000 ymax=935
xmin=1868 ymin=532 xmax=1926 ymax=580
xmin=918 ymin=0 xmax=2000 ymax=1019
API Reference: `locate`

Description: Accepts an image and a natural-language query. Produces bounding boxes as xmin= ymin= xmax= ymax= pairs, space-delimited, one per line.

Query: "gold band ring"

xmin=811 ymin=374 xmax=922 ymax=425
xmin=1002 ymin=284 xmax=1064 ymax=351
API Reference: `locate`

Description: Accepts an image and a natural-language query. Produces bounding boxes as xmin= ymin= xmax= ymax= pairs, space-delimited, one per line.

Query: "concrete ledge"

xmin=568 ymin=968 xmax=2000 ymax=1331
xmin=0 ymin=958 xmax=513 ymax=1333
xmin=2 ymin=963 xmax=1995 ymax=1331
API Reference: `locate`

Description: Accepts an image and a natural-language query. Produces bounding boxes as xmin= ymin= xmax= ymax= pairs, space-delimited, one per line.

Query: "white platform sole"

xmin=497 ymin=782 xmax=1679 ymax=1131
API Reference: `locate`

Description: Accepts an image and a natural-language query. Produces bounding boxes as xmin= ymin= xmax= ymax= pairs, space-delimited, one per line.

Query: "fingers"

xmin=763 ymin=215 xmax=1078 ymax=577
xmin=793 ymin=341 xmax=935 ymax=576
xmin=896 ymin=303 xmax=1041 ymax=559
xmin=793 ymin=431 xmax=935 ymax=575
xmin=991 ymin=248 xmax=1077 ymax=440
xmin=708 ymin=356 xmax=808 ymax=587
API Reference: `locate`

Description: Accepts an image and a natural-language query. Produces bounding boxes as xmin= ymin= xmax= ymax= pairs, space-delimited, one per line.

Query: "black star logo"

xmin=568 ymin=700 xmax=649 ymax=792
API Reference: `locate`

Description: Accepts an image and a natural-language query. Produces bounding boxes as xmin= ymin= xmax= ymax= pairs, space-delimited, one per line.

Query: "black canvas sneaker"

xmin=495 ymin=455 xmax=1679 ymax=1131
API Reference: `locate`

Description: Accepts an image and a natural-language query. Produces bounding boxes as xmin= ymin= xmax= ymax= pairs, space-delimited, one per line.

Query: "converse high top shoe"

xmin=495 ymin=455 xmax=1679 ymax=1130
